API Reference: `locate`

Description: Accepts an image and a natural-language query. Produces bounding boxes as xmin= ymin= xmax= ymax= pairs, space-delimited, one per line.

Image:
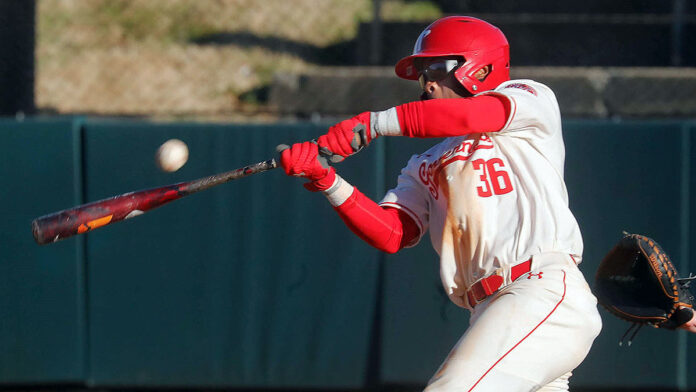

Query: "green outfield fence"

xmin=1 ymin=117 xmax=695 ymax=391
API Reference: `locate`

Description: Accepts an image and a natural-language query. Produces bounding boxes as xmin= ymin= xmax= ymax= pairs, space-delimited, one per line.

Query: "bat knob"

xmin=31 ymin=219 xmax=49 ymax=245
xmin=275 ymin=144 xmax=290 ymax=153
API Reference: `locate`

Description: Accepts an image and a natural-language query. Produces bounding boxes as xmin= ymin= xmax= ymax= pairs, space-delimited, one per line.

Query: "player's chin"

xmin=420 ymin=92 xmax=432 ymax=101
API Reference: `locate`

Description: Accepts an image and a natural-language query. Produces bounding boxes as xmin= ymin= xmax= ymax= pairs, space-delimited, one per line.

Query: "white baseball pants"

xmin=425 ymin=253 xmax=602 ymax=392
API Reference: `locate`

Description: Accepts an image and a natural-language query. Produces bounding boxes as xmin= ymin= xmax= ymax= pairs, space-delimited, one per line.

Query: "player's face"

xmin=420 ymin=76 xmax=464 ymax=100
xmin=415 ymin=57 xmax=466 ymax=100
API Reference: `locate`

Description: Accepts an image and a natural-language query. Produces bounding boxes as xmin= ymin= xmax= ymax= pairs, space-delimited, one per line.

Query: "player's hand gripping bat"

xmin=32 ymin=130 xmax=367 ymax=245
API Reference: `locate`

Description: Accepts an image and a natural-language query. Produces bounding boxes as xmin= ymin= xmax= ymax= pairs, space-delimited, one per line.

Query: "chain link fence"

xmin=35 ymin=0 xmax=380 ymax=120
xmin=26 ymin=0 xmax=696 ymax=120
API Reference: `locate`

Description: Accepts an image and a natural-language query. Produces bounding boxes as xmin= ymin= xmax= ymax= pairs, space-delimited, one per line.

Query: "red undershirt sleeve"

xmin=333 ymin=187 xmax=420 ymax=254
xmin=395 ymin=94 xmax=511 ymax=138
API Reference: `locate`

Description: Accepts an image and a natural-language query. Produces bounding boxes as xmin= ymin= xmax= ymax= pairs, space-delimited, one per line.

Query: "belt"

xmin=466 ymin=259 xmax=532 ymax=308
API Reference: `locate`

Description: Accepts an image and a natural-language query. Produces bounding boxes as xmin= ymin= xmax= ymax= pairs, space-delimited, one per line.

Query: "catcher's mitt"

xmin=595 ymin=233 xmax=695 ymax=343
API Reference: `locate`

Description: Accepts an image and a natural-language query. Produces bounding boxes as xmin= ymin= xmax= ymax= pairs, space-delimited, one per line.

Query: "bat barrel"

xmin=32 ymin=212 xmax=65 ymax=245
xmin=31 ymin=157 xmax=279 ymax=245
xmin=31 ymin=210 xmax=84 ymax=245
xmin=30 ymin=187 xmax=183 ymax=245
xmin=31 ymin=208 xmax=108 ymax=245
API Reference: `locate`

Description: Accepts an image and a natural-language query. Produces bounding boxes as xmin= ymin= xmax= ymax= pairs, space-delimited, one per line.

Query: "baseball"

xmin=156 ymin=139 xmax=189 ymax=172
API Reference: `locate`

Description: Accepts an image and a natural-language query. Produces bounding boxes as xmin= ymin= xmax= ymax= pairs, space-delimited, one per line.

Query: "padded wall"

xmin=1 ymin=118 xmax=694 ymax=390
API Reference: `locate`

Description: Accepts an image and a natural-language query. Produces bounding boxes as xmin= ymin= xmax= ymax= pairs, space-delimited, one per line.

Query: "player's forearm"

xmin=322 ymin=175 xmax=414 ymax=254
xmin=373 ymin=95 xmax=509 ymax=138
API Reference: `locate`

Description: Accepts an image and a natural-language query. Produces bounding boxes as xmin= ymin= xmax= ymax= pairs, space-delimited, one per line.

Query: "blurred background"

xmin=1 ymin=1 xmax=696 ymax=391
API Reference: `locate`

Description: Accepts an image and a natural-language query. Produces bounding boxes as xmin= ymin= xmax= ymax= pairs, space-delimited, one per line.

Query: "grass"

xmin=38 ymin=0 xmax=379 ymax=47
xmin=382 ymin=0 xmax=443 ymax=21
xmin=35 ymin=0 xmax=441 ymax=119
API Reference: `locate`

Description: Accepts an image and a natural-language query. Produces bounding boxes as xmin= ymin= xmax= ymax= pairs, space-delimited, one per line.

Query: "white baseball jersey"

xmin=379 ymin=79 xmax=583 ymax=309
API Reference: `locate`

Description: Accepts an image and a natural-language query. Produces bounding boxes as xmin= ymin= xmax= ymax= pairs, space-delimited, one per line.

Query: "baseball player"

xmin=280 ymin=16 xmax=602 ymax=391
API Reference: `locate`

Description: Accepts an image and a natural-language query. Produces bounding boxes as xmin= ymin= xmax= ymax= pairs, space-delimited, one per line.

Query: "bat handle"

xmin=275 ymin=129 xmax=366 ymax=168
xmin=275 ymin=141 xmax=334 ymax=169
xmin=317 ymin=127 xmax=367 ymax=164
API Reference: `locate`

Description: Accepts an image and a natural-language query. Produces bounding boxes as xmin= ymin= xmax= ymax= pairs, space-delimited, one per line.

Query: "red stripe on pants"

xmin=468 ymin=271 xmax=567 ymax=391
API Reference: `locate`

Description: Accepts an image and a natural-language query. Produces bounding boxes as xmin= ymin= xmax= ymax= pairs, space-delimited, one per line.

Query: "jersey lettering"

xmin=503 ymin=83 xmax=537 ymax=96
xmin=472 ymin=159 xmax=492 ymax=197
xmin=487 ymin=158 xmax=514 ymax=195
xmin=418 ymin=136 xmax=494 ymax=199
xmin=472 ymin=158 xmax=514 ymax=197
xmin=418 ymin=135 xmax=512 ymax=199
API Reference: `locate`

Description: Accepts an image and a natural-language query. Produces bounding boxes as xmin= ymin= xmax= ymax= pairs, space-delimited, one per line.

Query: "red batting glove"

xmin=317 ymin=112 xmax=373 ymax=161
xmin=280 ymin=141 xmax=336 ymax=192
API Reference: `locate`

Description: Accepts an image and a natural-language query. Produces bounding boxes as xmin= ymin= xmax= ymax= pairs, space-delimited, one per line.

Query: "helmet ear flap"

xmin=453 ymin=65 xmax=492 ymax=94
xmin=474 ymin=65 xmax=492 ymax=82
xmin=453 ymin=65 xmax=479 ymax=93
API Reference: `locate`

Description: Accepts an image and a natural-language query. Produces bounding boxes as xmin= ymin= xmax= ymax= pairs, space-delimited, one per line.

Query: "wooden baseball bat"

xmin=32 ymin=158 xmax=278 ymax=245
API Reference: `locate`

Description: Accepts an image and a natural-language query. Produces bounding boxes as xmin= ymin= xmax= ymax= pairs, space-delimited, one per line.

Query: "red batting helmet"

xmin=395 ymin=16 xmax=510 ymax=94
